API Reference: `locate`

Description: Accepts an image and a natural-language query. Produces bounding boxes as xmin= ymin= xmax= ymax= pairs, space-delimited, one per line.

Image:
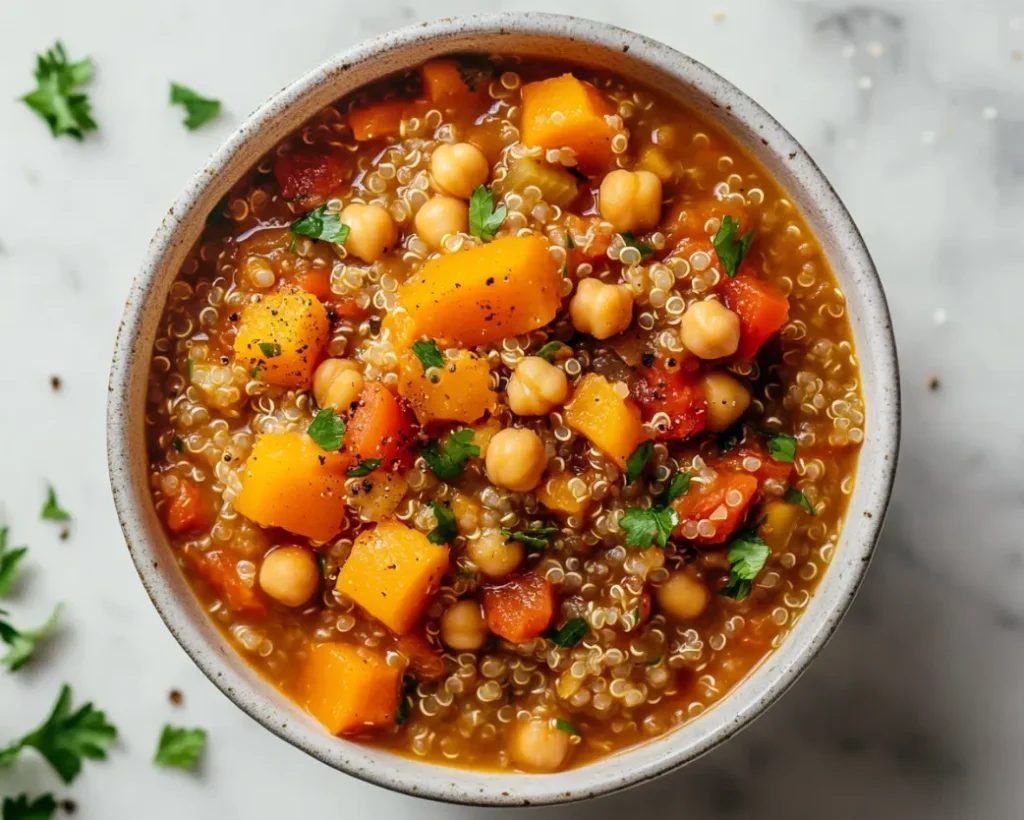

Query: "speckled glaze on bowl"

xmin=107 ymin=13 xmax=900 ymax=807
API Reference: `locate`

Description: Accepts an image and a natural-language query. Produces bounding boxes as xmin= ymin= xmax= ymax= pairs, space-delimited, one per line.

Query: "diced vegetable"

xmin=671 ymin=472 xmax=759 ymax=545
xmin=503 ymin=156 xmax=580 ymax=209
xmin=718 ymin=443 xmax=794 ymax=487
xmin=536 ymin=473 xmax=591 ymax=517
xmin=292 ymin=268 xmax=333 ymax=302
xmin=166 ymin=479 xmax=208 ymax=534
xmin=663 ymin=198 xmax=749 ymax=250
xmin=420 ymin=60 xmax=478 ymax=107
xmin=342 ymin=382 xmax=418 ymax=471
xmin=335 ymin=520 xmax=450 ymax=635
xmin=397 ymin=348 xmax=497 ymax=424
xmin=760 ymin=500 xmax=801 ymax=554
xmin=564 ymin=373 xmax=645 ymax=469
xmin=395 ymin=631 xmax=447 ymax=681
xmin=303 ymin=643 xmax=401 ymax=735
xmin=273 ymin=149 xmax=345 ymax=207
xmin=637 ymin=145 xmax=676 ymax=182
xmin=233 ymin=292 xmax=329 ymax=389
xmin=346 ymin=471 xmax=408 ymax=522
xmin=188 ymin=550 xmax=266 ymax=616
xmin=520 ymin=74 xmax=615 ymax=173
xmin=233 ymin=432 xmax=348 ymax=541
xmin=631 ymin=360 xmax=708 ymax=441
xmin=349 ymin=100 xmax=412 ymax=142
xmin=719 ymin=275 xmax=790 ymax=359
xmin=386 ymin=235 xmax=562 ymax=348
xmin=482 ymin=572 xmax=556 ymax=642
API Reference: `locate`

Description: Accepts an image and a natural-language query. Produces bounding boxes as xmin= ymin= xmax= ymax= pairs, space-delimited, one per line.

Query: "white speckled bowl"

xmin=107 ymin=13 xmax=899 ymax=807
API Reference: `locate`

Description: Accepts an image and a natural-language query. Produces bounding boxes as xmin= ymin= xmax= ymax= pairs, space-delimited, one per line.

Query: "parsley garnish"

xmin=0 ymin=529 xmax=29 ymax=598
xmin=187 ymin=358 xmax=195 ymax=380
xmin=420 ymin=429 xmax=479 ymax=480
xmin=468 ymin=185 xmax=506 ymax=241
xmin=619 ymin=231 xmax=654 ymax=258
xmin=566 ymin=234 xmax=575 ymax=249
xmin=256 ymin=341 xmax=281 ymax=359
xmin=154 ymin=725 xmax=207 ymax=770
xmin=546 ymin=617 xmax=588 ymax=647
xmin=411 ymin=340 xmax=444 ymax=372
xmin=19 ymin=42 xmax=96 ymax=140
xmin=719 ymin=529 xmax=771 ymax=600
xmin=2 ymin=793 xmax=57 ymax=820
xmin=536 ymin=341 xmax=570 ymax=362
xmin=619 ymin=506 xmax=678 ymax=549
xmin=427 ymin=500 xmax=457 ymax=544
xmin=172 ymin=437 xmax=184 ymax=453
xmin=346 ymin=458 xmax=382 ymax=478
xmin=717 ymin=423 xmax=744 ymax=453
xmin=0 ymin=684 xmax=117 ymax=784
xmin=501 ymin=527 xmax=558 ymax=551
xmin=0 ymin=605 xmax=62 ymax=672
xmin=554 ymin=718 xmax=580 ymax=736
xmin=624 ymin=441 xmax=653 ymax=485
xmin=307 ymin=408 xmax=346 ymax=451
xmin=631 ymin=606 xmax=641 ymax=624
xmin=169 ymin=83 xmax=222 ymax=131
xmin=250 ymin=366 xmax=261 ymax=379
xmin=785 ymin=487 xmax=816 ymax=515
xmin=767 ymin=432 xmax=797 ymax=463
xmin=712 ymin=214 xmax=753 ymax=277
xmin=656 ymin=471 xmax=691 ymax=508
xmin=395 ymin=675 xmax=416 ymax=725
xmin=40 ymin=486 xmax=70 ymax=522
xmin=290 ymin=204 xmax=350 ymax=249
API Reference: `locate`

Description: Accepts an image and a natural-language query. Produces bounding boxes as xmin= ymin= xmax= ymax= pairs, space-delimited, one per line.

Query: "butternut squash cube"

xmin=521 ymin=74 xmax=616 ymax=174
xmin=564 ymin=374 xmax=645 ymax=469
xmin=233 ymin=292 xmax=329 ymax=388
xmin=398 ymin=348 xmax=496 ymax=424
xmin=760 ymin=500 xmax=801 ymax=554
xmin=303 ymin=643 xmax=401 ymax=735
xmin=537 ymin=473 xmax=591 ymax=517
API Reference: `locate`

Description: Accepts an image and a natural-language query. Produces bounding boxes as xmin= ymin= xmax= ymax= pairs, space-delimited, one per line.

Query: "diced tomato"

xmin=329 ymin=296 xmax=371 ymax=322
xmin=672 ymin=472 xmax=759 ymax=545
xmin=395 ymin=632 xmax=447 ymax=681
xmin=718 ymin=443 xmax=794 ymax=488
xmin=274 ymin=150 xmax=346 ymax=207
xmin=663 ymin=199 xmax=749 ymax=250
xmin=291 ymin=268 xmax=333 ymax=302
xmin=166 ymin=479 xmax=208 ymax=534
xmin=482 ymin=572 xmax=556 ymax=642
xmin=719 ymin=275 xmax=790 ymax=359
xmin=190 ymin=550 xmax=267 ymax=616
xmin=631 ymin=359 xmax=707 ymax=441
xmin=563 ymin=213 xmax=615 ymax=259
xmin=343 ymin=382 xmax=418 ymax=471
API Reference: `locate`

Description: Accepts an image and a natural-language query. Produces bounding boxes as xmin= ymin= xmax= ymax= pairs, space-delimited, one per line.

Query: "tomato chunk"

xmin=672 ymin=472 xmax=759 ymax=545
xmin=274 ymin=150 xmax=346 ymax=208
xmin=663 ymin=199 xmax=749 ymax=251
xmin=631 ymin=359 xmax=707 ymax=441
xmin=482 ymin=572 xmax=556 ymax=642
xmin=166 ymin=479 xmax=208 ymax=534
xmin=718 ymin=443 xmax=794 ymax=488
xmin=343 ymin=382 xmax=418 ymax=471
xmin=719 ymin=275 xmax=790 ymax=359
xmin=189 ymin=550 xmax=266 ymax=616
xmin=395 ymin=632 xmax=447 ymax=681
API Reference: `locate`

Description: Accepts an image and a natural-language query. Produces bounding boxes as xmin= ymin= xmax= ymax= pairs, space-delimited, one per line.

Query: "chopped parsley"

xmin=420 ymin=429 xmax=479 ymax=480
xmin=169 ymin=83 xmax=222 ymax=131
xmin=411 ymin=339 xmax=444 ymax=372
xmin=250 ymin=366 xmax=261 ymax=380
xmin=256 ymin=341 xmax=281 ymax=359
xmin=656 ymin=471 xmax=691 ymax=507
xmin=536 ymin=341 xmax=571 ymax=362
xmin=468 ymin=185 xmax=506 ymax=241
xmin=624 ymin=441 xmax=653 ymax=485
xmin=546 ymin=617 xmax=588 ymax=647
xmin=290 ymin=204 xmax=350 ymax=249
xmin=785 ymin=487 xmax=816 ymax=516
xmin=427 ymin=500 xmax=457 ymax=545
xmin=717 ymin=423 xmax=744 ymax=453
xmin=0 ymin=528 xmax=29 ymax=598
xmin=19 ymin=41 xmax=96 ymax=140
xmin=719 ymin=529 xmax=771 ymax=600
xmin=346 ymin=458 xmax=382 ymax=478
xmin=566 ymin=234 xmax=575 ymax=249
xmin=172 ymin=437 xmax=184 ymax=453
xmin=619 ymin=231 xmax=654 ymax=258
xmin=2 ymin=793 xmax=57 ymax=820
xmin=0 ymin=605 xmax=62 ymax=672
xmin=767 ymin=432 xmax=797 ymax=464
xmin=619 ymin=506 xmax=678 ymax=549
xmin=307 ymin=408 xmax=346 ymax=451
xmin=187 ymin=357 xmax=195 ymax=380
xmin=712 ymin=214 xmax=754 ymax=277
xmin=554 ymin=718 xmax=579 ymax=736
xmin=153 ymin=725 xmax=207 ymax=770
xmin=40 ymin=486 xmax=70 ymax=522
xmin=395 ymin=675 xmax=416 ymax=725
xmin=501 ymin=526 xmax=558 ymax=551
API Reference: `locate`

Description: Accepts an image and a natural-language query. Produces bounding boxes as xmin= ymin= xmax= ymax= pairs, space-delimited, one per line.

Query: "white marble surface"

xmin=1 ymin=0 xmax=1022 ymax=817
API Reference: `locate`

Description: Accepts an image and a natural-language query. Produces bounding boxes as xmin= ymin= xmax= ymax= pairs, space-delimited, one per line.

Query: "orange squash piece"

xmin=303 ymin=643 xmax=401 ymax=735
xmin=482 ymin=572 xmax=556 ymax=642
xmin=421 ymin=60 xmax=478 ymax=107
xmin=349 ymin=100 xmax=408 ymax=142
xmin=335 ymin=520 xmax=449 ymax=635
xmin=342 ymin=382 xmax=418 ymax=471
xmin=388 ymin=236 xmax=561 ymax=348
xmin=397 ymin=348 xmax=496 ymax=425
xmin=166 ymin=479 xmax=208 ymax=534
xmin=233 ymin=292 xmax=329 ymax=389
xmin=564 ymin=373 xmax=645 ymax=469
xmin=521 ymin=74 xmax=616 ymax=174
xmin=537 ymin=473 xmax=591 ymax=517
xmin=719 ymin=275 xmax=790 ymax=359
xmin=233 ymin=431 xmax=348 ymax=542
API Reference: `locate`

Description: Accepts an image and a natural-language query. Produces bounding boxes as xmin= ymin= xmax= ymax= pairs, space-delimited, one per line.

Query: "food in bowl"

xmin=145 ymin=56 xmax=864 ymax=773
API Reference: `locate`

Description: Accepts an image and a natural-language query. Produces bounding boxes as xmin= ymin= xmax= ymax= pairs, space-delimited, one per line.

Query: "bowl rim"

xmin=107 ymin=12 xmax=900 ymax=807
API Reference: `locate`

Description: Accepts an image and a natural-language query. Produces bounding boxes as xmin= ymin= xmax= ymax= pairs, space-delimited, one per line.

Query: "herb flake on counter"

xmin=720 ymin=529 xmax=770 ymax=601
xmin=421 ymin=429 xmax=479 ymax=481
xmin=346 ymin=458 xmax=382 ymax=478
xmin=468 ymin=185 xmax=506 ymax=241
xmin=624 ymin=441 xmax=653 ymax=485
xmin=554 ymin=718 xmax=579 ymax=736
xmin=0 ymin=529 xmax=29 ymax=597
xmin=620 ymin=506 xmax=678 ymax=550
xmin=546 ymin=617 xmax=588 ymax=648
xmin=712 ymin=214 xmax=753 ymax=277
xmin=40 ymin=487 xmax=70 ymax=522
xmin=411 ymin=340 xmax=444 ymax=373
xmin=290 ymin=204 xmax=350 ymax=250
xmin=784 ymin=486 xmax=816 ymax=515
xmin=0 ymin=604 xmax=62 ymax=672
xmin=501 ymin=527 xmax=558 ymax=551
xmin=307 ymin=408 xmax=346 ymax=451
xmin=427 ymin=501 xmax=457 ymax=545
xmin=153 ymin=725 xmax=207 ymax=770
xmin=766 ymin=432 xmax=797 ymax=464
xmin=2 ymin=793 xmax=57 ymax=820
xmin=20 ymin=41 xmax=96 ymax=140
xmin=169 ymin=83 xmax=222 ymax=131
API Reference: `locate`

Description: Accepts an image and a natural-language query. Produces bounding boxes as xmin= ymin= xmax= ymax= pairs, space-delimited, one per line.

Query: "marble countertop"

xmin=1 ymin=0 xmax=1021 ymax=817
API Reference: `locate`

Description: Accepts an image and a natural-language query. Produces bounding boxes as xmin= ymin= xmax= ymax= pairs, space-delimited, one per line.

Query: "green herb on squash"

xmin=421 ymin=429 xmax=479 ymax=480
xmin=307 ymin=408 xmax=346 ymax=451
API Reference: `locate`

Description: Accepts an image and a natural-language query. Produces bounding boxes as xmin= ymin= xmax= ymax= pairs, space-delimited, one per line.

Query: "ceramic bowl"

xmin=107 ymin=12 xmax=900 ymax=807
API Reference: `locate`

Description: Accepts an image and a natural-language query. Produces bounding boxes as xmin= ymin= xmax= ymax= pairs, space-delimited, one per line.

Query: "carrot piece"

xmin=482 ymin=572 xmax=556 ymax=642
xmin=672 ymin=472 xmax=759 ymax=545
xmin=663 ymin=199 xmax=749 ymax=250
xmin=189 ymin=550 xmax=266 ymax=616
xmin=718 ymin=443 xmax=794 ymax=488
xmin=564 ymin=373 xmax=646 ymax=469
xmin=521 ymin=74 xmax=616 ymax=174
xmin=335 ymin=520 xmax=449 ymax=635
xmin=343 ymin=382 xmax=418 ymax=471
xmin=631 ymin=359 xmax=707 ymax=441
xmin=274 ymin=149 xmax=346 ymax=208
xmin=397 ymin=348 xmax=497 ymax=425
xmin=330 ymin=296 xmax=370 ymax=321
xmin=719 ymin=275 xmax=790 ymax=359
xmin=303 ymin=643 xmax=401 ymax=735
xmin=421 ymin=60 xmax=478 ymax=106
xmin=395 ymin=632 xmax=447 ymax=681
xmin=292 ymin=268 xmax=333 ymax=302
xmin=233 ymin=432 xmax=348 ymax=542
xmin=166 ymin=479 xmax=208 ymax=534
xmin=233 ymin=292 xmax=330 ymax=388
xmin=349 ymin=100 xmax=409 ymax=142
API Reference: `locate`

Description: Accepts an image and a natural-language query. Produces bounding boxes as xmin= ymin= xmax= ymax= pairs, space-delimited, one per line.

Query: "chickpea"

xmin=701 ymin=371 xmax=752 ymax=432
xmin=339 ymin=203 xmax=397 ymax=264
xmin=680 ymin=300 xmax=741 ymax=360
xmin=430 ymin=142 xmax=490 ymax=199
xmin=258 ymin=546 xmax=319 ymax=607
xmin=569 ymin=278 xmax=634 ymax=340
xmin=506 ymin=357 xmax=569 ymax=416
xmin=313 ymin=358 xmax=364 ymax=411
xmin=598 ymin=169 xmax=662 ymax=233
xmin=510 ymin=718 xmax=572 ymax=772
xmin=440 ymin=599 xmax=489 ymax=651
xmin=485 ymin=428 xmax=548 ymax=492
xmin=467 ymin=528 xmax=524 ymax=578
xmin=415 ymin=196 xmax=468 ymax=249
xmin=656 ymin=571 xmax=710 ymax=621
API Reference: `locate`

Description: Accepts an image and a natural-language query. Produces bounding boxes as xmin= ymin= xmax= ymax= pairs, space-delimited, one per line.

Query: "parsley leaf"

xmin=712 ymin=214 xmax=754 ymax=277
xmin=411 ymin=340 xmax=444 ymax=372
xmin=767 ymin=432 xmax=797 ymax=464
xmin=395 ymin=675 xmax=416 ymax=726
xmin=186 ymin=357 xmax=195 ymax=380
xmin=19 ymin=42 xmax=96 ymax=140
xmin=290 ymin=204 xmax=350 ymax=247
xmin=546 ymin=617 xmax=588 ymax=647
xmin=536 ymin=341 xmax=571 ymax=363
xmin=656 ymin=471 xmax=691 ymax=508
xmin=427 ymin=501 xmax=457 ymax=544
xmin=2 ymin=793 xmax=57 ymax=820
xmin=785 ymin=487 xmax=816 ymax=516
xmin=0 ymin=604 xmax=62 ymax=672
xmin=619 ymin=506 xmax=678 ymax=549
xmin=307 ymin=408 xmax=346 ymax=451
xmin=0 ymin=684 xmax=117 ymax=784
xmin=624 ymin=441 xmax=653 ymax=485
xmin=468 ymin=185 xmax=506 ymax=241
xmin=153 ymin=725 xmax=207 ymax=770
xmin=40 ymin=486 xmax=70 ymax=522
xmin=169 ymin=83 xmax=222 ymax=131
xmin=256 ymin=341 xmax=281 ymax=358
xmin=346 ymin=458 xmax=382 ymax=478
xmin=619 ymin=231 xmax=654 ymax=258
xmin=719 ymin=529 xmax=770 ymax=600
xmin=0 ymin=528 xmax=29 ymax=598
xmin=172 ymin=437 xmax=185 ymax=453
xmin=421 ymin=429 xmax=479 ymax=480
xmin=717 ymin=423 xmax=744 ymax=453
xmin=501 ymin=527 xmax=558 ymax=551
xmin=554 ymin=718 xmax=580 ymax=736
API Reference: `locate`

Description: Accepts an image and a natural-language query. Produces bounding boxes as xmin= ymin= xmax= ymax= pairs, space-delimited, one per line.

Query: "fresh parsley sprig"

xmin=0 ymin=528 xmax=29 ymax=597
xmin=501 ymin=526 xmax=558 ymax=551
xmin=0 ymin=605 xmax=62 ymax=672
xmin=307 ymin=408 xmax=346 ymax=451
xmin=169 ymin=83 xmax=222 ymax=131
xmin=535 ymin=341 xmax=571 ymax=363
xmin=766 ymin=432 xmax=797 ymax=464
xmin=346 ymin=458 xmax=382 ymax=478
xmin=719 ymin=528 xmax=770 ymax=601
xmin=468 ymin=185 xmax=506 ymax=241
xmin=619 ymin=506 xmax=678 ymax=550
xmin=619 ymin=231 xmax=654 ymax=258
xmin=154 ymin=725 xmax=207 ymax=770
xmin=546 ymin=617 xmax=588 ymax=647
xmin=411 ymin=340 xmax=444 ymax=373
xmin=421 ymin=429 xmax=479 ymax=480
xmin=656 ymin=471 xmax=691 ymax=508
xmin=554 ymin=718 xmax=580 ymax=736
xmin=427 ymin=501 xmax=457 ymax=545
xmin=712 ymin=214 xmax=753 ymax=277
xmin=624 ymin=441 xmax=653 ymax=485
xmin=290 ymin=204 xmax=350 ymax=251
xmin=785 ymin=487 xmax=816 ymax=516
xmin=40 ymin=487 xmax=70 ymax=522
xmin=2 ymin=793 xmax=57 ymax=820
xmin=19 ymin=41 xmax=96 ymax=140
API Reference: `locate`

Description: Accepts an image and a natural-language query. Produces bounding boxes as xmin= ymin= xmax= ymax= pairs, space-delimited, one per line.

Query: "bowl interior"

xmin=108 ymin=13 xmax=899 ymax=807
